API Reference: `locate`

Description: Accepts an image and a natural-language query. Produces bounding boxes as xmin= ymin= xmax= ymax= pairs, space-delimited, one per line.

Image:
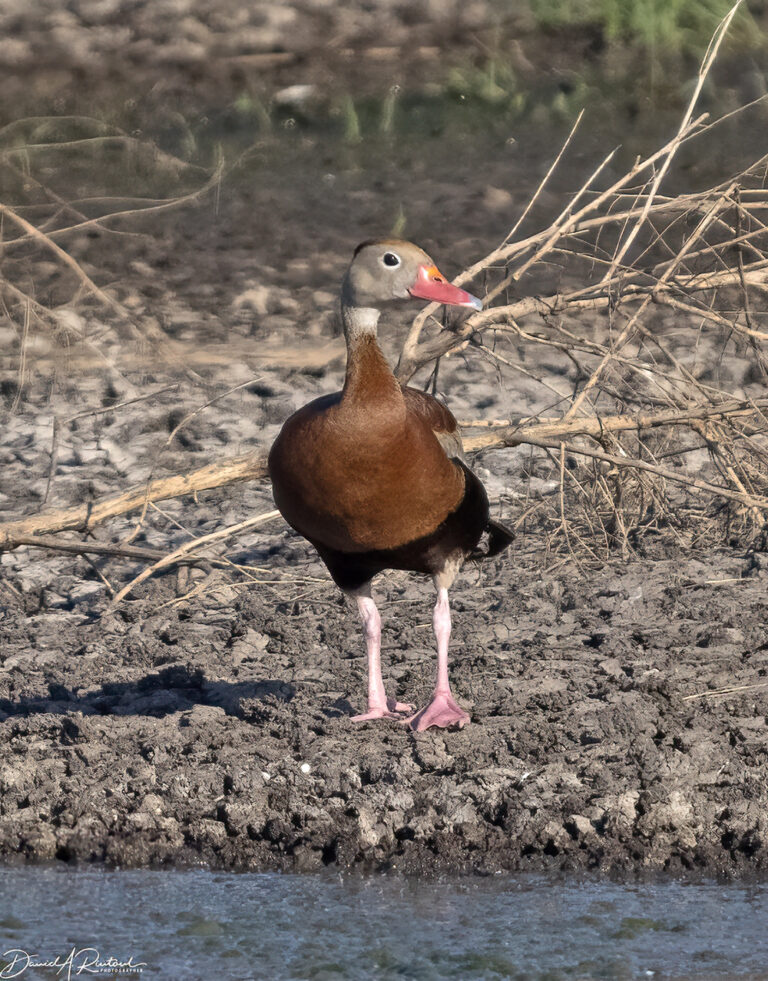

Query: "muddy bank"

xmin=1 ymin=540 xmax=768 ymax=876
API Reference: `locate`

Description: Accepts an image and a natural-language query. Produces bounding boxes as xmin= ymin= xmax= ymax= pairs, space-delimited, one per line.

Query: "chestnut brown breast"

xmin=268 ymin=335 xmax=465 ymax=553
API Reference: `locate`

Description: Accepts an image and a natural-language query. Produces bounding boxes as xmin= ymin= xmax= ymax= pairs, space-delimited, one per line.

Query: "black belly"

xmin=309 ymin=460 xmax=490 ymax=592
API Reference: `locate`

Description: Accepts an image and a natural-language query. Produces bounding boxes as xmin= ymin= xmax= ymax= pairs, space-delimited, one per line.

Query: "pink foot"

xmin=351 ymin=697 xmax=414 ymax=723
xmin=405 ymin=691 xmax=470 ymax=731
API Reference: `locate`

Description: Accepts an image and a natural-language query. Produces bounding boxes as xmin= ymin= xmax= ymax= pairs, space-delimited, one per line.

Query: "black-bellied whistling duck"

xmin=268 ymin=239 xmax=513 ymax=730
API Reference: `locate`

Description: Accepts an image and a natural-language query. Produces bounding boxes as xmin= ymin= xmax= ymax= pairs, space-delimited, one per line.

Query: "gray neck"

xmin=341 ymin=303 xmax=380 ymax=344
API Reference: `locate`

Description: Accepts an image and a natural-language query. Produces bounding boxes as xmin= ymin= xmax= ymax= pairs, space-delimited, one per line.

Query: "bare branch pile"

xmin=398 ymin=2 xmax=768 ymax=555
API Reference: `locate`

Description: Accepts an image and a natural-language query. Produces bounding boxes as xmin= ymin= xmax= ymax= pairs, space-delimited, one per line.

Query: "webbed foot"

xmin=404 ymin=691 xmax=470 ymax=731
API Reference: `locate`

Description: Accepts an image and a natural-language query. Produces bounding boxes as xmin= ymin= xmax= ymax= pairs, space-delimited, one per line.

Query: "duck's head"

xmin=341 ymin=239 xmax=482 ymax=312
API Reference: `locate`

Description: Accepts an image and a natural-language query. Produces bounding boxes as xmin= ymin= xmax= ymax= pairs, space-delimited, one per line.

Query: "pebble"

xmin=274 ymin=84 xmax=316 ymax=108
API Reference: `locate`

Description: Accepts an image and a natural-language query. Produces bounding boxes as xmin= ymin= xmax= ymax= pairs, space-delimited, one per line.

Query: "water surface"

xmin=1 ymin=868 xmax=768 ymax=980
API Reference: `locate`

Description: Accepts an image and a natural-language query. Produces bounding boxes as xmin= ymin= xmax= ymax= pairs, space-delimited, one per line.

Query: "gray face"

xmin=340 ymin=240 xmax=434 ymax=308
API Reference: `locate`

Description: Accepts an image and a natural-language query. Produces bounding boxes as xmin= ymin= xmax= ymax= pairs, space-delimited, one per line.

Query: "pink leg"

xmin=406 ymin=588 xmax=470 ymax=732
xmin=351 ymin=593 xmax=413 ymax=722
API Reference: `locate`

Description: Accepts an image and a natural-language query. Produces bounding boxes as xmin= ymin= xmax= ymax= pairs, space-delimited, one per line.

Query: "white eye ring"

xmin=381 ymin=252 xmax=401 ymax=268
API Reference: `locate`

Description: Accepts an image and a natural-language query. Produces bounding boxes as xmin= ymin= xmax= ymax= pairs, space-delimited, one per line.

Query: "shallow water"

xmin=0 ymin=869 xmax=767 ymax=980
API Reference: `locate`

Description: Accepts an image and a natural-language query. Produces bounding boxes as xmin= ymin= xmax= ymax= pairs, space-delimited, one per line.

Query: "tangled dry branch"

xmin=394 ymin=1 xmax=768 ymax=555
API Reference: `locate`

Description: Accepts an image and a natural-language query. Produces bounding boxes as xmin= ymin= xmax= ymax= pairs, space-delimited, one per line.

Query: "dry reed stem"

xmin=164 ymin=377 xmax=262 ymax=449
xmin=0 ymin=278 xmax=139 ymax=396
xmin=522 ymin=437 xmax=768 ymax=511
xmin=9 ymin=534 xmax=172 ymax=563
xmin=0 ymin=451 xmax=269 ymax=544
xmin=564 ymin=186 xmax=737 ymax=419
xmin=1 ymin=158 xmax=223 ymax=246
xmin=107 ymin=509 xmax=281 ymax=607
xmin=683 ymin=682 xmax=768 ymax=701
xmin=0 ymin=116 xmax=208 ymax=176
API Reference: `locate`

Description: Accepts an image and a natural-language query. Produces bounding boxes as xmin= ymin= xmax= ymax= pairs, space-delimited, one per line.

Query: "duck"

xmin=268 ymin=239 xmax=513 ymax=730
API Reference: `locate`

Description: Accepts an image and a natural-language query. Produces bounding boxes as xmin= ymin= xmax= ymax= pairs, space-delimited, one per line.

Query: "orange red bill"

xmin=408 ymin=264 xmax=483 ymax=311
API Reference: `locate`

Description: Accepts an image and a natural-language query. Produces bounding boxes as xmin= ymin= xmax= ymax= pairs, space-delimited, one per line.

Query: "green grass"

xmin=530 ymin=0 xmax=760 ymax=55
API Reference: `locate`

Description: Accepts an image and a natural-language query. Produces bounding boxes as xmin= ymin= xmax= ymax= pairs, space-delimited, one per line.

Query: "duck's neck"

xmin=342 ymin=304 xmax=380 ymax=347
xmin=340 ymin=303 xmax=402 ymax=406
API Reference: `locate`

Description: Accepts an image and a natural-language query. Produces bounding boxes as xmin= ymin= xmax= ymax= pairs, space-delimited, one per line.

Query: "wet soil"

xmin=1 ymin=10 xmax=768 ymax=878
xmin=4 ymin=538 xmax=768 ymax=877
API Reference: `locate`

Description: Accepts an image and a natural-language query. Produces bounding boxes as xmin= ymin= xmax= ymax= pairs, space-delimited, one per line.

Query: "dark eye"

xmin=382 ymin=252 xmax=400 ymax=267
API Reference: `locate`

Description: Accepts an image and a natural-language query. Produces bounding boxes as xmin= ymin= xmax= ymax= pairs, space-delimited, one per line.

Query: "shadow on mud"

xmin=0 ymin=666 xmax=301 ymax=720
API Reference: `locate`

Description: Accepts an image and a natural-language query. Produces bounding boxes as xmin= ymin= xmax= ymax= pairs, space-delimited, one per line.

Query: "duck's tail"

xmin=469 ymin=518 xmax=515 ymax=561
xmin=488 ymin=518 xmax=516 ymax=557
